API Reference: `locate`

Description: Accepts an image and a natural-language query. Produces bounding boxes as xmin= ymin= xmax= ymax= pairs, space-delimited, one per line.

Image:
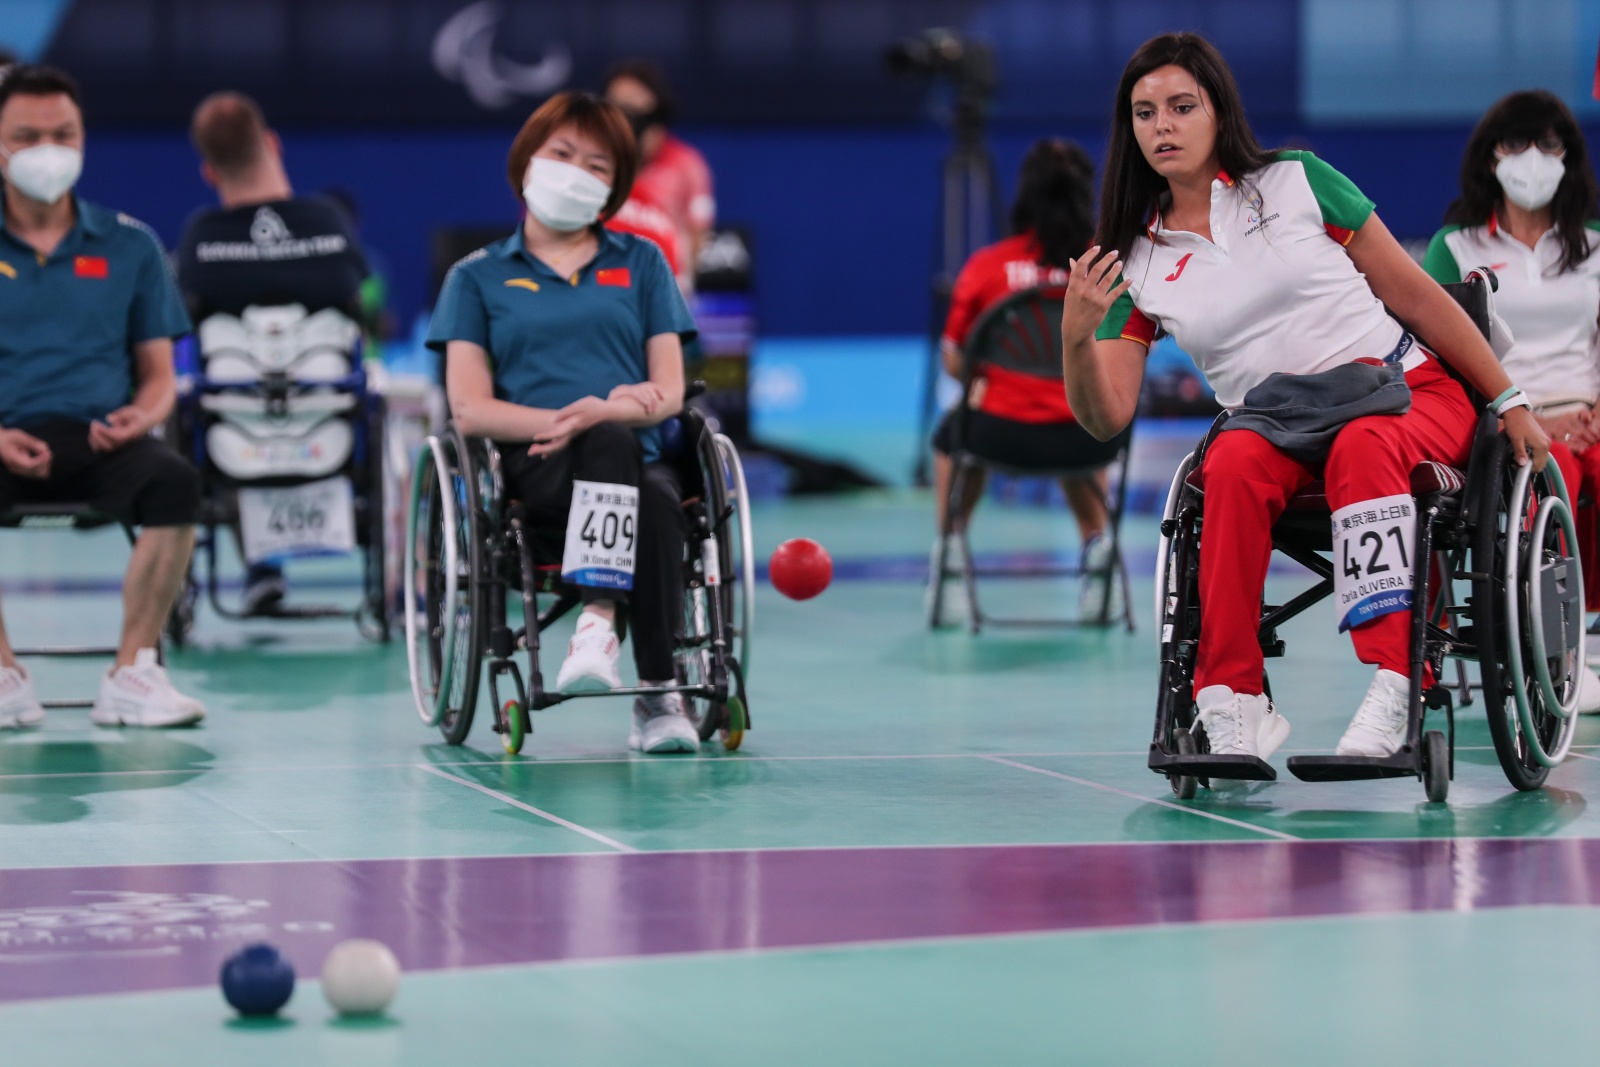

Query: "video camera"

xmin=884 ymin=28 xmax=996 ymax=114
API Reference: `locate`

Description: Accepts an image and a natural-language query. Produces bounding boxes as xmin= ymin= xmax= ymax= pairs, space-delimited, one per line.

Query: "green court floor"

xmin=3 ymin=491 xmax=1599 ymax=1065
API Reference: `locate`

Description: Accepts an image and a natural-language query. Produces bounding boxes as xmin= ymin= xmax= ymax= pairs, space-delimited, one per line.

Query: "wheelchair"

xmin=169 ymin=305 xmax=391 ymax=642
xmin=403 ymin=386 xmax=755 ymax=754
xmin=1151 ymin=269 xmax=1584 ymax=802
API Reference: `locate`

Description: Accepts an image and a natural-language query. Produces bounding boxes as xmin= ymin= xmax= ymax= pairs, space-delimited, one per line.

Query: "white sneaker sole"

xmin=557 ymin=672 xmax=617 ymax=695
xmin=629 ymin=723 xmax=700 ymax=754
xmin=91 ymin=706 xmax=205 ymax=728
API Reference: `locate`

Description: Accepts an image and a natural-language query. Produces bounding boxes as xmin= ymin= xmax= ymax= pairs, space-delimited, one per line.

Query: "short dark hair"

xmin=191 ymin=91 xmax=267 ymax=177
xmin=604 ymin=59 xmax=677 ymax=125
xmin=506 ymin=91 xmax=637 ymax=222
xmin=1011 ymin=139 xmax=1096 ymax=271
xmin=0 ymin=64 xmax=81 ymax=121
xmin=1446 ymin=90 xmax=1599 ymax=275
xmin=1097 ymin=33 xmax=1274 ymax=265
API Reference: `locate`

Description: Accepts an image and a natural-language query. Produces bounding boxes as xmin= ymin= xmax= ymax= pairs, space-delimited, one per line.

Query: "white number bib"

xmin=562 ymin=480 xmax=638 ymax=591
xmin=1331 ymin=493 xmax=1416 ymax=633
xmin=237 ymin=476 xmax=356 ymax=562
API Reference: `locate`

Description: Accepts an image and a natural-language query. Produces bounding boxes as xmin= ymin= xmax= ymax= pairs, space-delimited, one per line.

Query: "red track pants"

xmin=1548 ymin=439 xmax=1600 ymax=611
xmin=1195 ymin=358 xmax=1477 ymax=694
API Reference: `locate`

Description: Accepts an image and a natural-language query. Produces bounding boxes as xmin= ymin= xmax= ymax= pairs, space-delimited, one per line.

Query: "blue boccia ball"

xmin=220 ymin=943 xmax=296 ymax=1016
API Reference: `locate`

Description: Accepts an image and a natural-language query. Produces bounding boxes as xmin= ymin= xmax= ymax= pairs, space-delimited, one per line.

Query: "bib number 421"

xmin=1331 ymin=493 xmax=1417 ymax=633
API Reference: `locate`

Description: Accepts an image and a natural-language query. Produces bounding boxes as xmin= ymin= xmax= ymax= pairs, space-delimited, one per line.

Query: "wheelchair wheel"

xmin=165 ymin=569 xmax=199 ymax=649
xmin=678 ymin=577 xmax=744 ymax=747
xmin=1421 ymin=729 xmax=1450 ymax=803
xmin=403 ymin=433 xmax=483 ymax=744
xmin=1153 ymin=450 xmax=1201 ymax=790
xmin=1472 ymin=438 xmax=1581 ymax=789
xmin=712 ymin=432 xmax=755 ymax=678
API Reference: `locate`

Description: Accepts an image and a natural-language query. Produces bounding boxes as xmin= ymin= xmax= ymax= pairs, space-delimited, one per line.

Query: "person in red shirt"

xmin=930 ymin=140 xmax=1126 ymax=615
xmin=604 ymin=61 xmax=714 ymax=290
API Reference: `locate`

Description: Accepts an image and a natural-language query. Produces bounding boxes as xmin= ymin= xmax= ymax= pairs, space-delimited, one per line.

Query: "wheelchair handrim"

xmin=403 ymin=436 xmax=460 ymax=727
xmin=715 ymin=432 xmax=755 ymax=677
xmin=1154 ymin=451 xmax=1196 ymax=634
xmin=1501 ymin=464 xmax=1579 ymax=767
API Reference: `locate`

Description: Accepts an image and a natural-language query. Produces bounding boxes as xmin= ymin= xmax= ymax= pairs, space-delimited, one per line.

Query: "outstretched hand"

xmin=1061 ymin=246 xmax=1131 ymax=344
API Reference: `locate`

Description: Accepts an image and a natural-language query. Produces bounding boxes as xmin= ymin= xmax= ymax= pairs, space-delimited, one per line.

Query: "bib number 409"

xmin=1331 ymin=493 xmax=1417 ymax=633
xmin=562 ymin=480 xmax=640 ymax=591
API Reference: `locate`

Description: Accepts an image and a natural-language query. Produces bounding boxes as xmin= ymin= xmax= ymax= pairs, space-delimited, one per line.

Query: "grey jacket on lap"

xmin=1221 ymin=361 xmax=1412 ymax=463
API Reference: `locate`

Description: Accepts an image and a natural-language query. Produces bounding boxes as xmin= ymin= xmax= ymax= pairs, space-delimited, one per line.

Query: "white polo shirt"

xmin=1096 ymin=151 xmax=1404 ymax=408
xmin=1424 ymin=216 xmax=1600 ymax=409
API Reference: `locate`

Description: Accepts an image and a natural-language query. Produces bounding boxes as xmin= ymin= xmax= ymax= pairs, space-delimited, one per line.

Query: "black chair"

xmin=0 ymin=503 xmax=154 ymax=709
xmin=929 ymin=286 xmax=1135 ymax=633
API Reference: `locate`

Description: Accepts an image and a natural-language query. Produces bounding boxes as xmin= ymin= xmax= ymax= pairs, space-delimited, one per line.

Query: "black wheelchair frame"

xmin=169 ymin=365 xmax=391 ymax=644
xmin=404 ymin=388 xmax=754 ymax=755
xmin=1150 ymin=271 xmax=1584 ymax=802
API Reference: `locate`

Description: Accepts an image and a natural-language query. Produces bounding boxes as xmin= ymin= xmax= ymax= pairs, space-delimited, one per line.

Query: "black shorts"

xmin=932 ymin=409 xmax=1128 ymax=472
xmin=0 ymin=421 xmax=201 ymax=527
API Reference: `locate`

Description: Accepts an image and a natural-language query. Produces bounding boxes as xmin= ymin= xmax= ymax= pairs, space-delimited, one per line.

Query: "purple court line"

xmin=4 ymin=838 xmax=1600 ymax=1004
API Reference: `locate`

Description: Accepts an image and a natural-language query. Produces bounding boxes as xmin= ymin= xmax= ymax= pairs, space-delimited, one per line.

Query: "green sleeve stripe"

xmin=1095 ymin=286 xmax=1137 ymax=342
xmin=1279 ymin=149 xmax=1375 ymax=234
xmin=1422 ymin=226 xmax=1463 ymax=284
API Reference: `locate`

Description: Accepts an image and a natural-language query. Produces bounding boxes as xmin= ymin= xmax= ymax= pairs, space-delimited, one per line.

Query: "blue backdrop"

xmin=79 ymin=120 xmax=1600 ymax=339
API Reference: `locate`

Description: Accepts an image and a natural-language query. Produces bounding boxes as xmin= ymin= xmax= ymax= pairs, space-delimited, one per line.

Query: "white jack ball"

xmin=321 ymin=939 xmax=401 ymax=1016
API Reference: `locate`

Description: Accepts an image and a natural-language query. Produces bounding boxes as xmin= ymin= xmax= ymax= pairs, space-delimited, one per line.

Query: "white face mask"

xmin=1495 ymin=147 xmax=1566 ymax=212
xmin=0 ymin=143 xmax=83 ymax=205
xmin=522 ymin=157 xmax=611 ymax=232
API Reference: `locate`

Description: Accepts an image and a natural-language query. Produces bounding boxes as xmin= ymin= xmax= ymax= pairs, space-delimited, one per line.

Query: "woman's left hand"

xmin=608 ymin=382 xmax=667 ymax=416
xmin=1503 ymin=407 xmax=1551 ymax=470
xmin=528 ymin=396 xmax=605 ymax=457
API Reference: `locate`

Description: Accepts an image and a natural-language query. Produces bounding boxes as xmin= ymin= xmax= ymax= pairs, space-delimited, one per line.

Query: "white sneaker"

xmin=1578 ymin=668 xmax=1600 ymax=715
xmin=925 ymin=535 xmax=968 ymax=626
xmin=1195 ymin=684 xmax=1291 ymax=760
xmin=0 ymin=665 xmax=45 ymax=728
xmin=629 ymin=690 xmax=699 ymax=754
xmin=1079 ymin=534 xmax=1126 ymax=624
xmin=91 ymin=650 xmax=205 ymax=728
xmin=555 ymin=614 xmax=622 ymax=694
xmin=1336 ymin=668 xmax=1410 ymax=757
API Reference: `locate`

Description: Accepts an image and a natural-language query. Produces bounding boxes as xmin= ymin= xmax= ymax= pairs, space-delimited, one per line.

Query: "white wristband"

xmin=1494 ymin=391 xmax=1532 ymax=417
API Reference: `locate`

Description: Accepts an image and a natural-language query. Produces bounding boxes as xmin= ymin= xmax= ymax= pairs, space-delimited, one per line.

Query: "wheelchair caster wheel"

xmin=501 ymin=700 xmax=526 ymax=756
xmin=720 ymin=691 xmax=748 ymax=751
xmin=1170 ymin=728 xmax=1199 ymax=800
xmin=1421 ymin=729 xmax=1449 ymax=803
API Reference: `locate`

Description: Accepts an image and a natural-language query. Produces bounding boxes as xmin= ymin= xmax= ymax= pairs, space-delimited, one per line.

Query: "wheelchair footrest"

xmin=1286 ymin=750 xmax=1418 ymax=781
xmin=1149 ymin=750 xmax=1276 ymax=782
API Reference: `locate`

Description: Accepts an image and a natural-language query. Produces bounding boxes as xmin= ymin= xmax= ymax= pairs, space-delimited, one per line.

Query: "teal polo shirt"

xmin=427 ymin=228 xmax=696 ymax=462
xmin=0 ymin=197 xmax=191 ymax=429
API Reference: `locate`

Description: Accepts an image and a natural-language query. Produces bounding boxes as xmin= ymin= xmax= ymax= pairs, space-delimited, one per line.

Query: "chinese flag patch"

xmin=596 ymin=268 xmax=631 ymax=288
xmin=74 ymin=256 xmax=109 ymax=279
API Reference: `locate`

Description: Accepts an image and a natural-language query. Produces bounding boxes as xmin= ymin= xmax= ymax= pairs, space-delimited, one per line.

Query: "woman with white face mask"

xmin=429 ymin=92 xmax=702 ymax=754
xmin=1425 ymin=90 xmax=1600 ymax=710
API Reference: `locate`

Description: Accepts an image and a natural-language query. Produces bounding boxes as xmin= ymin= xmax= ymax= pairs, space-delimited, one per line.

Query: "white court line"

xmin=1566 ymin=750 xmax=1600 ymax=764
xmin=414 ymin=764 xmax=637 ymax=853
xmin=981 ymin=756 xmax=1300 ymax=842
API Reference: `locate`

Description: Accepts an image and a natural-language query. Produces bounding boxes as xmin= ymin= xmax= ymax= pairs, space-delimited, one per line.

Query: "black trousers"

xmin=499 ymin=422 xmax=685 ymax=680
xmin=0 ymin=421 xmax=201 ymax=527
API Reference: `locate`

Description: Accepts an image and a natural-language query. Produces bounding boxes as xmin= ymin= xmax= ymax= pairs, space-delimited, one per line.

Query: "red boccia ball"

xmin=769 ymin=538 xmax=833 ymax=600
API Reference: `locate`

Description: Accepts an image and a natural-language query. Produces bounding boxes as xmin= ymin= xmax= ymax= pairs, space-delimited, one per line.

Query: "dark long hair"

xmin=1445 ymin=90 xmax=1598 ymax=275
xmin=1097 ymin=33 xmax=1274 ymax=263
xmin=1011 ymin=139 xmax=1095 ymax=270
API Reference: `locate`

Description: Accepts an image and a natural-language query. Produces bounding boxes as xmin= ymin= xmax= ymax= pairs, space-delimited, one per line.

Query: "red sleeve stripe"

xmin=1119 ymin=307 xmax=1157 ymax=347
xmin=1325 ymin=223 xmax=1355 ymax=246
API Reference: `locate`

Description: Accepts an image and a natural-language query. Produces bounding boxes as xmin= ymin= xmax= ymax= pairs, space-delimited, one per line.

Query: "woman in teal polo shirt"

xmin=428 ymin=91 xmax=699 ymax=754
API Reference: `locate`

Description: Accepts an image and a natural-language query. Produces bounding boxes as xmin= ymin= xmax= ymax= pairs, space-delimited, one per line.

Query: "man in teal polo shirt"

xmin=0 ymin=65 xmax=205 ymax=729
